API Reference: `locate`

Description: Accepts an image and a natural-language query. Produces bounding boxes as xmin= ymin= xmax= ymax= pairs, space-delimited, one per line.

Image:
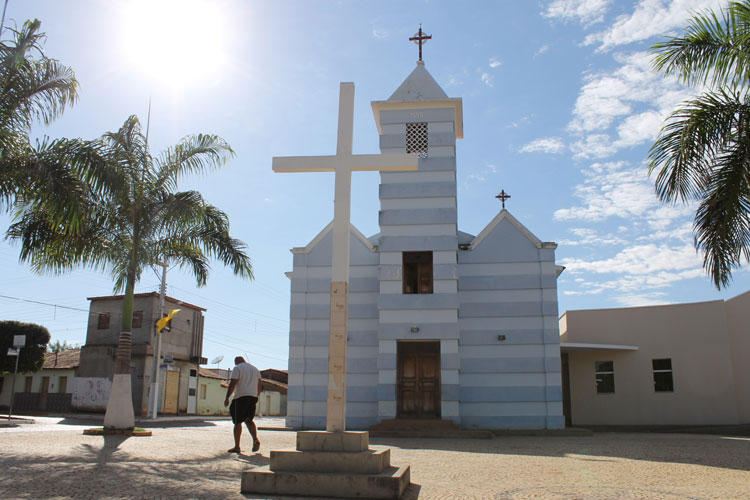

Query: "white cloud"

xmin=371 ymin=28 xmax=389 ymax=39
xmin=543 ymin=0 xmax=613 ymax=26
xmin=612 ymin=293 xmax=671 ymax=307
xmin=465 ymin=163 xmax=499 ymax=184
xmin=535 ymin=45 xmax=550 ymax=57
xmin=637 ymin=220 xmax=693 ymax=242
xmin=559 ymin=242 xmax=705 ymax=300
xmin=562 ymin=243 xmax=700 ymax=275
xmin=569 ymin=133 xmax=617 ymax=159
xmin=507 ymin=115 xmax=533 ymax=128
xmin=554 ymin=161 xmax=660 ymax=221
xmin=481 ymin=72 xmax=495 ymax=87
xmin=584 ymin=0 xmax=724 ymax=51
xmin=489 ymin=57 xmax=502 ymax=68
xmin=519 ymin=137 xmax=566 ymax=154
xmin=567 ymin=51 xmax=691 ymax=158
xmin=568 ymin=52 xmax=659 ymax=134
xmin=613 ymin=110 xmax=664 ymax=148
xmin=558 ymin=227 xmax=628 ymax=246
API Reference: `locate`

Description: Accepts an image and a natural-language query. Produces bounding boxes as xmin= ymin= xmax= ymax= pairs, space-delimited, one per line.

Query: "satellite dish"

xmin=211 ymin=355 xmax=224 ymax=365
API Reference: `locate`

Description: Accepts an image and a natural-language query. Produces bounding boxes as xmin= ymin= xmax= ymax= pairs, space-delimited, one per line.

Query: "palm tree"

xmin=649 ymin=0 xmax=750 ymax=289
xmin=0 ymin=19 xmax=95 ymax=210
xmin=8 ymin=115 xmax=253 ymax=429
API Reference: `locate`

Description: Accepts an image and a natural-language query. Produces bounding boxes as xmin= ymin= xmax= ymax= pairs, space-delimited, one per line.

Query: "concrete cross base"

xmin=241 ymin=431 xmax=411 ymax=499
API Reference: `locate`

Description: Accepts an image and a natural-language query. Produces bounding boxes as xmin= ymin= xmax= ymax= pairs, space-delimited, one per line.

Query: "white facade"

xmin=283 ymin=64 xmax=564 ymax=430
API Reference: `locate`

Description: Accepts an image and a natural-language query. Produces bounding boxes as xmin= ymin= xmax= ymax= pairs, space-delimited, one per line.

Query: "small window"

xmin=406 ymin=122 xmax=428 ymax=158
xmin=24 ymin=376 xmax=33 ymax=393
xmin=58 ymin=376 xmax=67 ymax=394
xmin=188 ymin=388 xmax=196 ymax=396
xmin=652 ymin=358 xmax=674 ymax=392
xmin=595 ymin=361 xmax=615 ymax=394
xmin=200 ymin=384 xmax=207 ymax=400
xmin=132 ymin=311 xmax=143 ymax=329
xmin=403 ymin=251 xmax=433 ymax=294
xmin=189 ymin=369 xmax=197 ymax=377
xmin=97 ymin=313 xmax=110 ymax=329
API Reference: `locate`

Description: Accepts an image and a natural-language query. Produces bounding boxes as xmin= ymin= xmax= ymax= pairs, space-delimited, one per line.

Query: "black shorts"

xmin=230 ymin=396 xmax=258 ymax=424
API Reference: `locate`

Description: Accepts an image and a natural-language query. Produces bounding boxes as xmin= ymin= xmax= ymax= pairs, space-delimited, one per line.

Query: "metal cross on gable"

xmin=409 ymin=24 xmax=432 ymax=62
xmin=496 ymin=189 xmax=511 ymax=209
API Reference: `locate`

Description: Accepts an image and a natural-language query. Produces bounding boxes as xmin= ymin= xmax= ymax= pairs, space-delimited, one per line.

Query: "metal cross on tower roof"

xmin=409 ymin=24 xmax=432 ymax=62
xmin=496 ymin=189 xmax=511 ymax=209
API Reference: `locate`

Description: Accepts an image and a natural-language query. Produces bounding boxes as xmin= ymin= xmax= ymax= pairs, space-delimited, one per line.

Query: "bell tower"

xmin=371 ymin=36 xmax=464 ymax=423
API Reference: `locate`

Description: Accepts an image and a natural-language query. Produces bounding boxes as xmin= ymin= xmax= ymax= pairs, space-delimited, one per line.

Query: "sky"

xmin=1 ymin=0 xmax=746 ymax=371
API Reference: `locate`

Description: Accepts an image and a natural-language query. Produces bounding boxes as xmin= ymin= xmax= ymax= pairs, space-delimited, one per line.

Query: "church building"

xmin=284 ymin=60 xmax=565 ymax=430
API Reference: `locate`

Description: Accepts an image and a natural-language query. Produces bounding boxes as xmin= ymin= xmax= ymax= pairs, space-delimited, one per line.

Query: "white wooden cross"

xmin=273 ymin=82 xmax=418 ymax=432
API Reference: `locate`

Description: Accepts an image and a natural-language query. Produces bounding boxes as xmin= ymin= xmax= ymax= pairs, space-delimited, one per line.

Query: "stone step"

xmin=371 ymin=418 xmax=459 ymax=431
xmin=270 ymin=448 xmax=391 ymax=474
xmin=241 ymin=465 xmax=410 ymax=499
xmin=296 ymin=430 xmax=369 ymax=452
xmin=369 ymin=429 xmax=493 ymax=439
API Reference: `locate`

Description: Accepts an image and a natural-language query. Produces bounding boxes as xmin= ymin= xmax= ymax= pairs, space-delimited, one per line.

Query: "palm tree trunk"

xmin=103 ymin=265 xmax=136 ymax=429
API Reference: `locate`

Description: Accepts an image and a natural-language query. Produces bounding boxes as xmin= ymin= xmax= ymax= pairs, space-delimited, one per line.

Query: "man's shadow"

xmin=232 ymin=451 xmax=270 ymax=467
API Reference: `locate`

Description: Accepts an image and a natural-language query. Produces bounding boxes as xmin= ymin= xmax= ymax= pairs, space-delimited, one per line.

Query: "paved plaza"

xmin=0 ymin=416 xmax=749 ymax=500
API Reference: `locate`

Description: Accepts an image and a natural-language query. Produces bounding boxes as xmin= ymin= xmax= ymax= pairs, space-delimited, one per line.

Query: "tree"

xmin=7 ymin=115 xmax=253 ymax=429
xmin=0 ymin=18 xmax=111 ymax=258
xmin=47 ymin=340 xmax=75 ymax=352
xmin=649 ymin=0 xmax=750 ymax=289
xmin=0 ymin=321 xmax=50 ymax=374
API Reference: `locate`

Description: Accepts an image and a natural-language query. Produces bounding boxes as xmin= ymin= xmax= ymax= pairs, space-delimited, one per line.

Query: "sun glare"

xmin=120 ymin=0 xmax=229 ymax=88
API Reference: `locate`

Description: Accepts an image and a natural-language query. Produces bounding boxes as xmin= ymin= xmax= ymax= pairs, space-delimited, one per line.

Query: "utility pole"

xmin=149 ymin=262 xmax=167 ymax=419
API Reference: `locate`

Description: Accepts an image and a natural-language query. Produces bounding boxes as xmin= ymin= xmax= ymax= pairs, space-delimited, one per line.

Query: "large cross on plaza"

xmin=273 ymin=82 xmax=419 ymax=432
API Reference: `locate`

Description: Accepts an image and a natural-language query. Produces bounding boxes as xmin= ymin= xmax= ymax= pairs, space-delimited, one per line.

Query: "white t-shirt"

xmin=230 ymin=362 xmax=261 ymax=399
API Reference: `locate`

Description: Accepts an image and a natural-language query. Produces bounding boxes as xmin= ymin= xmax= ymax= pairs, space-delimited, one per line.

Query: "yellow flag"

xmin=156 ymin=309 xmax=181 ymax=332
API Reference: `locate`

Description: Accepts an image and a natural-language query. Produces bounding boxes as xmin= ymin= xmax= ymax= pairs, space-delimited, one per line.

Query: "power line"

xmin=0 ymin=294 xmax=89 ymax=312
xmin=169 ymin=284 xmax=290 ymax=323
xmin=203 ymin=337 xmax=287 ymax=362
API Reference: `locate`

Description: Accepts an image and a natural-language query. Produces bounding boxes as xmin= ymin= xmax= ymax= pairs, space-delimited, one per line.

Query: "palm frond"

xmin=6 ymin=204 xmax=119 ymax=276
xmin=693 ymin=141 xmax=750 ymax=288
xmin=652 ymin=1 xmax=750 ymax=88
xmin=0 ymin=20 xmax=77 ymax=132
xmin=648 ymin=88 xmax=749 ymax=203
xmin=154 ymin=134 xmax=234 ymax=190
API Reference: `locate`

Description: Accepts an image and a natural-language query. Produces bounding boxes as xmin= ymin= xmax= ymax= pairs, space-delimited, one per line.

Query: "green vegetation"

xmin=8 ymin=115 xmax=253 ymax=428
xmin=0 ymin=321 xmax=50 ymax=373
xmin=649 ymin=1 xmax=750 ymax=288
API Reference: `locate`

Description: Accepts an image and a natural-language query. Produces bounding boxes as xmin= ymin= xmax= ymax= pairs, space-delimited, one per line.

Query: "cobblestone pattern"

xmin=0 ymin=418 xmax=748 ymax=500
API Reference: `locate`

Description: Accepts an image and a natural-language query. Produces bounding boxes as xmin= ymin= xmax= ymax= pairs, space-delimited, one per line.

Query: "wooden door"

xmin=163 ymin=370 xmax=179 ymax=414
xmin=40 ymin=376 xmax=50 ymax=410
xmin=397 ymin=342 xmax=441 ymax=419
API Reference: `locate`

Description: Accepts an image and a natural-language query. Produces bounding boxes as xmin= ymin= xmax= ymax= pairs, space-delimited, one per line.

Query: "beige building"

xmin=560 ymin=291 xmax=750 ymax=427
xmin=78 ymin=293 xmax=207 ymax=416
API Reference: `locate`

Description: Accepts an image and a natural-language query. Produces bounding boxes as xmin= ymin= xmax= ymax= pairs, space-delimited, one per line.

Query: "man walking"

xmin=225 ymin=356 xmax=262 ymax=453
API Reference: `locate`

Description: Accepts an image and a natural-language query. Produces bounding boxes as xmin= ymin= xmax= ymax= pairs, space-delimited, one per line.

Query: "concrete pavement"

xmin=0 ymin=416 xmax=748 ymax=499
